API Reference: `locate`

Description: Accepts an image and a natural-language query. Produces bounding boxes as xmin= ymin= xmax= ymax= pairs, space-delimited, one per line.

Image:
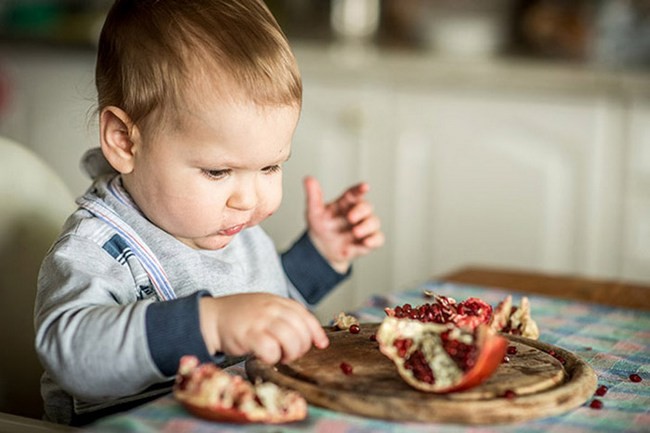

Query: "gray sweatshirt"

xmin=34 ymin=154 xmax=346 ymax=425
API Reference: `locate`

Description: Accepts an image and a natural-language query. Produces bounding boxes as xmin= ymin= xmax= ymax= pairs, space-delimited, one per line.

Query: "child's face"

xmin=123 ymin=100 xmax=300 ymax=250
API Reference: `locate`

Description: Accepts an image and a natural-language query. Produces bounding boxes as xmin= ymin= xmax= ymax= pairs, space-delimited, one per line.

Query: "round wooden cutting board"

xmin=246 ymin=323 xmax=597 ymax=424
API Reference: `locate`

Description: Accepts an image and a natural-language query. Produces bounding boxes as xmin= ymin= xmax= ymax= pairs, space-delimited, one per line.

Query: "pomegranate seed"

xmin=629 ymin=374 xmax=642 ymax=383
xmin=595 ymin=385 xmax=608 ymax=396
xmin=507 ymin=345 xmax=518 ymax=355
xmin=349 ymin=324 xmax=360 ymax=334
xmin=502 ymin=355 xmax=510 ymax=364
xmin=503 ymin=390 xmax=516 ymax=399
xmin=589 ymin=399 xmax=603 ymax=410
xmin=369 ymin=334 xmax=377 ymax=341
xmin=340 ymin=362 xmax=353 ymax=375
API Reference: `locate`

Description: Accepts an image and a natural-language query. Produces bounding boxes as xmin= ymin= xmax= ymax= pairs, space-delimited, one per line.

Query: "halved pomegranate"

xmin=376 ymin=317 xmax=508 ymax=393
xmin=174 ymin=356 xmax=307 ymax=423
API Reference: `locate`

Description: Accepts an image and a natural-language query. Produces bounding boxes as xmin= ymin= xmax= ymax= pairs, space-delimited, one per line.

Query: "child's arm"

xmin=198 ymin=293 xmax=329 ymax=365
xmin=302 ymin=176 xmax=385 ymax=273
xmin=35 ymin=236 xmax=176 ymax=402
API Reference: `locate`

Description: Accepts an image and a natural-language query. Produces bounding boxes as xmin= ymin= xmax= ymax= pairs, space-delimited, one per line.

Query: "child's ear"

xmin=99 ymin=106 xmax=141 ymax=174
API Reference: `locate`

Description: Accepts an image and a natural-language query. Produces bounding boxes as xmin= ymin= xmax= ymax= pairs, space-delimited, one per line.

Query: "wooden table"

xmin=441 ymin=266 xmax=650 ymax=311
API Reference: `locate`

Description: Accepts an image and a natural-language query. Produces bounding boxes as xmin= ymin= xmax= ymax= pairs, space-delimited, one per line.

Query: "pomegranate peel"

xmin=490 ymin=295 xmax=539 ymax=339
xmin=376 ymin=317 xmax=507 ymax=393
xmin=174 ymin=356 xmax=307 ymax=423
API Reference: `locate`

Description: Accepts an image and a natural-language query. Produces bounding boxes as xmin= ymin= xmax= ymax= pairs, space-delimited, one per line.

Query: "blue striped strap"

xmin=77 ymin=196 xmax=177 ymax=301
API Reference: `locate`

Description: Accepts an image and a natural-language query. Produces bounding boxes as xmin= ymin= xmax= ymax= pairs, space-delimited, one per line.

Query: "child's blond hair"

xmin=95 ymin=0 xmax=302 ymax=134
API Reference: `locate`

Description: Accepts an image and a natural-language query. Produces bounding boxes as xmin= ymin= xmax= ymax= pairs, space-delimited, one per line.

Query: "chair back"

xmin=0 ymin=136 xmax=75 ymax=419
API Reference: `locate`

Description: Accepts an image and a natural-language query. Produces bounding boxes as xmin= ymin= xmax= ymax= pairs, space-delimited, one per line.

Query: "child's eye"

xmin=262 ymin=165 xmax=281 ymax=174
xmin=201 ymin=169 xmax=231 ymax=180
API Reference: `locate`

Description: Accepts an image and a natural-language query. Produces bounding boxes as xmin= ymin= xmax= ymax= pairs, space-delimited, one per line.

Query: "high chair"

xmin=0 ymin=136 xmax=75 ymax=419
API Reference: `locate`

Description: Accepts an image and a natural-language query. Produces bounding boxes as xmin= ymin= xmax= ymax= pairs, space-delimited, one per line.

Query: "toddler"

xmin=34 ymin=0 xmax=383 ymax=425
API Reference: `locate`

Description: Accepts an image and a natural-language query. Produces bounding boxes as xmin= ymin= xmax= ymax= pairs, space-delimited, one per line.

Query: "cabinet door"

xmin=389 ymin=90 xmax=623 ymax=290
xmin=622 ymin=99 xmax=650 ymax=282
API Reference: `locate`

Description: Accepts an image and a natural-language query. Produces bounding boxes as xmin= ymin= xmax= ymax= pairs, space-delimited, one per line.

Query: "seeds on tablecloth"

xmin=503 ymin=390 xmax=517 ymax=399
xmin=506 ymin=345 xmax=517 ymax=355
xmin=594 ymin=385 xmax=608 ymax=397
xmin=349 ymin=324 xmax=360 ymax=334
xmin=589 ymin=399 xmax=603 ymax=410
xmin=629 ymin=373 xmax=642 ymax=383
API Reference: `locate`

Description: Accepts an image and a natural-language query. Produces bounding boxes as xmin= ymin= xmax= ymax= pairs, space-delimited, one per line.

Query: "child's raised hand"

xmin=199 ymin=293 xmax=328 ymax=365
xmin=304 ymin=176 xmax=384 ymax=273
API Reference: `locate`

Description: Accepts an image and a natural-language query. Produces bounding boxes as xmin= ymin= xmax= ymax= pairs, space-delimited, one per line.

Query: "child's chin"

xmin=181 ymin=235 xmax=232 ymax=251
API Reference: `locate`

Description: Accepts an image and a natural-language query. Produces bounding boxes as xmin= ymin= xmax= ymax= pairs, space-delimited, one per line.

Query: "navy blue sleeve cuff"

xmin=281 ymin=231 xmax=350 ymax=305
xmin=145 ymin=291 xmax=224 ymax=377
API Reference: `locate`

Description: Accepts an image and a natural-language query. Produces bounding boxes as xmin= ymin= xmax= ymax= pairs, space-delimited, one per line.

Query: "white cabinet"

xmin=390 ymin=90 xmax=625 ymax=287
xmin=622 ymin=99 xmax=650 ymax=282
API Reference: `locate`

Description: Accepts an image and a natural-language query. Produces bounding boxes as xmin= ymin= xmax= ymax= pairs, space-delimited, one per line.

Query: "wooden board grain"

xmin=246 ymin=323 xmax=597 ymax=424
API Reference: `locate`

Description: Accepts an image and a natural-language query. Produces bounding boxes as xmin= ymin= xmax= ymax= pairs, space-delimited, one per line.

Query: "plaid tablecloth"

xmin=87 ymin=281 xmax=650 ymax=433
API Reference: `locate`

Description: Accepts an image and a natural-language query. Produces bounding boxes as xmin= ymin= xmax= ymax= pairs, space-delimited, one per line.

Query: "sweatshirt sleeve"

xmin=280 ymin=231 xmax=350 ymax=305
xmin=34 ymin=234 xmax=216 ymax=402
xmin=145 ymin=291 xmax=225 ymax=376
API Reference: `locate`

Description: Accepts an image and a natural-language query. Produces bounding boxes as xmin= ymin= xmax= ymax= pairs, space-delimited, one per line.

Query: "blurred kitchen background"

xmin=0 ymin=0 xmax=649 ymax=319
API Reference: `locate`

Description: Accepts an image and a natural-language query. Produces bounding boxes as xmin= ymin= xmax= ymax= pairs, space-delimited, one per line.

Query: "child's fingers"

xmin=361 ymin=231 xmax=385 ymax=249
xmin=351 ymin=215 xmax=382 ymax=240
xmin=250 ymin=332 xmax=283 ymax=365
xmin=334 ymin=182 xmax=370 ymax=214
xmin=346 ymin=201 xmax=375 ymax=225
xmin=304 ymin=176 xmax=325 ymax=218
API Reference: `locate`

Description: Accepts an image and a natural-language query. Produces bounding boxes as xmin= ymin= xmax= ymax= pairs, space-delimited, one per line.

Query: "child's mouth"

xmin=218 ymin=224 xmax=246 ymax=236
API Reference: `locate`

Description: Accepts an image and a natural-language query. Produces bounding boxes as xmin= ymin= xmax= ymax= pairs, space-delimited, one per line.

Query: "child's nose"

xmin=227 ymin=180 xmax=257 ymax=211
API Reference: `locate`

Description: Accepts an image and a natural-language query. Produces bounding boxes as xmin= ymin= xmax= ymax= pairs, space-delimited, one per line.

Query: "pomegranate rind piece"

xmin=376 ymin=317 xmax=507 ymax=393
xmin=174 ymin=356 xmax=307 ymax=423
xmin=490 ymin=296 xmax=540 ymax=340
xmin=333 ymin=311 xmax=360 ymax=330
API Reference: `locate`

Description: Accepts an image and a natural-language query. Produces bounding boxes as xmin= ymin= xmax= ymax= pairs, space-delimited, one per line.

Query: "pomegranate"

xmin=385 ymin=295 xmax=492 ymax=330
xmin=376 ymin=317 xmax=507 ymax=393
xmin=340 ymin=362 xmax=354 ymax=375
xmin=589 ymin=399 xmax=603 ymax=410
xmin=174 ymin=356 xmax=307 ymax=423
xmin=629 ymin=374 xmax=642 ymax=383
xmin=387 ymin=294 xmax=540 ymax=340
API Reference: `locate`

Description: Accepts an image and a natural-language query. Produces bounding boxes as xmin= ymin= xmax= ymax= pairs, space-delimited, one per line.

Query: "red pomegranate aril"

xmin=589 ymin=399 xmax=603 ymax=410
xmin=503 ymin=389 xmax=516 ymax=399
xmin=349 ymin=324 xmax=360 ymax=334
xmin=506 ymin=345 xmax=518 ymax=355
xmin=629 ymin=374 xmax=642 ymax=383
xmin=340 ymin=362 xmax=353 ymax=375
xmin=404 ymin=350 xmax=435 ymax=384
xmin=369 ymin=334 xmax=377 ymax=341
xmin=595 ymin=385 xmax=608 ymax=396
xmin=502 ymin=355 xmax=510 ymax=364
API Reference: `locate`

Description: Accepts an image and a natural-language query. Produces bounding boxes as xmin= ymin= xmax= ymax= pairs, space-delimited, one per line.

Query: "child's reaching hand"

xmin=199 ymin=293 xmax=329 ymax=365
xmin=303 ymin=176 xmax=385 ymax=274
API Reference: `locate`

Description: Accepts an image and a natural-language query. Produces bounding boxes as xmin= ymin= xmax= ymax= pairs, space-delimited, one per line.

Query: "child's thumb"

xmin=303 ymin=176 xmax=324 ymax=216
